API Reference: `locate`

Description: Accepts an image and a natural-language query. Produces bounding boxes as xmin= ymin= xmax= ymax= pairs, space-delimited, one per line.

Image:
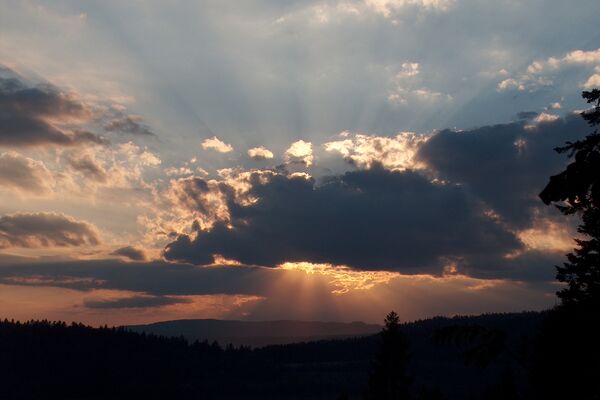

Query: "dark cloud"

xmin=0 ymin=259 xmax=274 ymax=296
xmin=417 ymin=115 xmax=588 ymax=228
xmin=0 ymin=151 xmax=52 ymax=194
xmin=164 ymin=167 xmax=521 ymax=272
xmin=83 ymin=295 xmax=190 ymax=309
xmin=0 ymin=66 xmax=105 ymax=147
xmin=0 ymin=251 xmax=561 ymax=313
xmin=0 ymin=256 xmax=558 ymax=323
xmin=103 ymin=115 xmax=154 ymax=136
xmin=110 ymin=246 xmax=148 ymax=261
xmin=0 ymin=212 xmax=100 ymax=248
xmin=457 ymin=250 xmax=561 ymax=283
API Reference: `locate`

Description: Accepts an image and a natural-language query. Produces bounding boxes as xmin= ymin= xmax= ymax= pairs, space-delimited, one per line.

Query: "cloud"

xmin=201 ymin=136 xmax=233 ymax=153
xmin=110 ymin=246 xmax=148 ymax=261
xmin=0 ymin=151 xmax=53 ymax=194
xmin=0 ymin=65 xmax=105 ymax=147
xmin=385 ymin=62 xmax=452 ymax=105
xmin=83 ymin=294 xmax=189 ymax=309
xmin=247 ymin=146 xmax=274 ymax=160
xmin=417 ymin=114 xmax=588 ymax=228
xmin=324 ymin=131 xmax=429 ymax=170
xmin=583 ymin=67 xmax=600 ymax=89
xmin=0 ymin=212 xmax=100 ymax=248
xmin=364 ymin=0 xmax=454 ymax=17
xmin=103 ymin=115 xmax=154 ymax=136
xmin=164 ymin=166 xmax=194 ymax=177
xmin=61 ymin=142 xmax=161 ymax=191
xmin=0 ymin=257 xmax=556 ymax=323
xmin=284 ymin=140 xmax=313 ymax=166
xmin=548 ymin=102 xmax=562 ymax=110
xmin=166 ymin=175 xmax=231 ymax=228
xmin=0 ymin=259 xmax=274 ymax=296
xmin=532 ymin=112 xmax=560 ymax=124
xmin=498 ymin=48 xmax=600 ymax=92
xmin=65 ymin=154 xmax=108 ymax=183
xmin=163 ymin=167 xmax=520 ymax=272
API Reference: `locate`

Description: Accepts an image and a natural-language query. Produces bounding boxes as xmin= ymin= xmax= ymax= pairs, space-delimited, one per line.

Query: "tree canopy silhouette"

xmin=539 ymin=89 xmax=600 ymax=308
xmin=532 ymin=89 xmax=600 ymax=400
xmin=366 ymin=311 xmax=412 ymax=400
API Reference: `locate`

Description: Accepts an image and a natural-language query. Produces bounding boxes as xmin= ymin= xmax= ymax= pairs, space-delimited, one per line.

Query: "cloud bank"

xmin=0 ymin=212 xmax=100 ymax=248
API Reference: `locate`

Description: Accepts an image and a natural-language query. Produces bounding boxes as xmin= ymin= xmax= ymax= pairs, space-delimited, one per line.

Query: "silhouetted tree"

xmin=366 ymin=311 xmax=411 ymax=400
xmin=539 ymin=89 xmax=600 ymax=308
xmin=532 ymin=89 xmax=600 ymax=400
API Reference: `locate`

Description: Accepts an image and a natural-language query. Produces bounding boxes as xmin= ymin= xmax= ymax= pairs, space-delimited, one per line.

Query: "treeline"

xmin=0 ymin=313 xmax=543 ymax=399
xmin=0 ymin=318 xmax=374 ymax=399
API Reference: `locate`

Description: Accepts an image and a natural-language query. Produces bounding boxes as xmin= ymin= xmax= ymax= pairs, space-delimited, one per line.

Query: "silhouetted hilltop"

xmin=126 ymin=319 xmax=382 ymax=347
xmin=0 ymin=312 xmax=544 ymax=399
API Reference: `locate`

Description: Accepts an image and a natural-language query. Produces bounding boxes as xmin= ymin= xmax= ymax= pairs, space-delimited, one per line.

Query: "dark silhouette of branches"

xmin=532 ymin=88 xmax=600 ymax=400
xmin=539 ymin=89 xmax=600 ymax=308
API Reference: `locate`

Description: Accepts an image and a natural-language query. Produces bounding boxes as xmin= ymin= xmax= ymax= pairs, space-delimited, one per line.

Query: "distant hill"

xmin=126 ymin=319 xmax=382 ymax=347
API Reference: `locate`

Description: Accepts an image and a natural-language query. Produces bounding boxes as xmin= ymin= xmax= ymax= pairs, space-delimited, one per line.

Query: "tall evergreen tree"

xmin=366 ymin=311 xmax=411 ymax=400
xmin=540 ymin=89 xmax=600 ymax=308
xmin=531 ymin=89 xmax=600 ymax=400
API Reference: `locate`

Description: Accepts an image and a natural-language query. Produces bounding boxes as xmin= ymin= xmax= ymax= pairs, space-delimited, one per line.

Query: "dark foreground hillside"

xmin=0 ymin=312 xmax=543 ymax=399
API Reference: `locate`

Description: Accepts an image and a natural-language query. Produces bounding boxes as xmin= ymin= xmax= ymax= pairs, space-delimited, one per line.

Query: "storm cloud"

xmin=0 ymin=259 xmax=274 ymax=296
xmin=164 ymin=166 xmax=521 ymax=272
xmin=417 ymin=113 xmax=588 ymax=227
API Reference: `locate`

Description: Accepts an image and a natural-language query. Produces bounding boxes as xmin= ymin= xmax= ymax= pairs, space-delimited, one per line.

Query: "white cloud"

xmin=396 ymin=62 xmax=420 ymax=78
xmin=499 ymin=48 xmax=600 ymax=92
xmin=247 ymin=146 xmax=274 ymax=160
xmin=497 ymin=78 xmax=523 ymax=92
xmin=324 ymin=131 xmax=429 ymax=170
xmin=364 ymin=0 xmax=454 ymax=17
xmin=534 ymin=112 xmax=560 ymax=124
xmin=201 ymin=136 xmax=234 ymax=153
xmin=524 ymin=112 xmax=561 ymax=130
xmin=563 ymin=49 xmax=600 ymax=65
xmin=548 ymin=102 xmax=562 ymax=110
xmin=285 ymin=140 xmax=314 ymax=167
xmin=583 ymin=74 xmax=600 ymax=89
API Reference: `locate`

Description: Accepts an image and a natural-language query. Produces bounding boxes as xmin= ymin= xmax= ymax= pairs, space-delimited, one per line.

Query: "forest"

xmin=0 ymin=312 xmax=542 ymax=399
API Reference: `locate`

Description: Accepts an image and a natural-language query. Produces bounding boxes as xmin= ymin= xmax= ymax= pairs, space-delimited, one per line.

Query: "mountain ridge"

xmin=125 ymin=318 xmax=382 ymax=347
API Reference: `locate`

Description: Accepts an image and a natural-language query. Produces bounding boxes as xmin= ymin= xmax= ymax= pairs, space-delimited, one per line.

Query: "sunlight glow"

xmin=279 ymin=261 xmax=399 ymax=294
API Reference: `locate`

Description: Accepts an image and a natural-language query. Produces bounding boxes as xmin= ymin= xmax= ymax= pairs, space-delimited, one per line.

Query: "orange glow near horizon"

xmin=279 ymin=261 xmax=400 ymax=294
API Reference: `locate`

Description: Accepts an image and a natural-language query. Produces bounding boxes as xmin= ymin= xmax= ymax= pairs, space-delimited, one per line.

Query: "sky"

xmin=1 ymin=0 xmax=599 ymax=325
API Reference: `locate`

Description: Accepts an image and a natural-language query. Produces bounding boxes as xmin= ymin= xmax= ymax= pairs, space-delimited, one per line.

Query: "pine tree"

xmin=531 ymin=89 xmax=600 ymax=400
xmin=366 ymin=311 xmax=411 ymax=400
xmin=539 ymin=89 xmax=600 ymax=309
